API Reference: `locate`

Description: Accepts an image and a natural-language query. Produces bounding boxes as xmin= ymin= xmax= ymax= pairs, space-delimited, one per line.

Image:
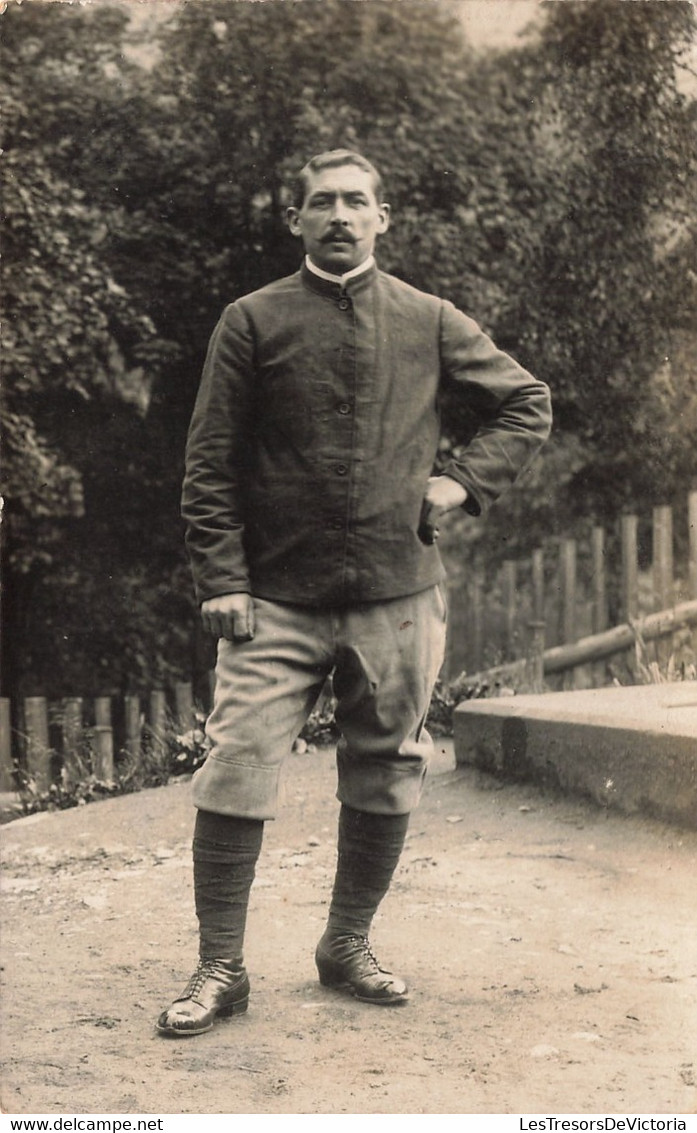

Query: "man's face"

xmin=287 ymin=164 xmax=390 ymax=274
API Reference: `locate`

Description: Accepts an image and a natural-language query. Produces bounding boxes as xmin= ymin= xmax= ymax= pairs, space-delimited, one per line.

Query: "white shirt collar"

xmin=304 ymin=254 xmax=375 ymax=285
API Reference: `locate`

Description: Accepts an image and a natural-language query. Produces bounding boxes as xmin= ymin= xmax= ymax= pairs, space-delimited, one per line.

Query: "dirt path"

xmin=1 ymin=743 xmax=696 ymax=1115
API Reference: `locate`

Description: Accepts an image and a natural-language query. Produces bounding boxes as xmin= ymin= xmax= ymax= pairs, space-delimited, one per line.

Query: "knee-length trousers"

xmin=191 ymin=584 xmax=448 ymax=820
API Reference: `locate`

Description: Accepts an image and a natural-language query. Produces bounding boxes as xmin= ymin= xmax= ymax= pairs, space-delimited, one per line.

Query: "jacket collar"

xmin=300 ymin=257 xmax=378 ymax=298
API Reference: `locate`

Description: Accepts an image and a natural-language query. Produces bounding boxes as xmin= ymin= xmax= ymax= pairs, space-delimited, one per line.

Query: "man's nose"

xmin=329 ymin=198 xmax=350 ymax=224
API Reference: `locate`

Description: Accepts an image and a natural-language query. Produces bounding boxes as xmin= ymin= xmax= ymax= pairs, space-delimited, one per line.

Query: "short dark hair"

xmin=291 ymin=149 xmax=384 ymax=209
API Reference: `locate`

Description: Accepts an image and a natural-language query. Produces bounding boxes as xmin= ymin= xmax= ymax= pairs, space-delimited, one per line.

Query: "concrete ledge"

xmin=454 ymin=684 xmax=697 ymax=828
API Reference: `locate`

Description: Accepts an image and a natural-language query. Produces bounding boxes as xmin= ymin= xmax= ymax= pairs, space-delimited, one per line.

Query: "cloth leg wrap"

xmin=325 ymin=803 xmax=409 ymax=938
xmin=193 ymin=809 xmax=264 ymax=961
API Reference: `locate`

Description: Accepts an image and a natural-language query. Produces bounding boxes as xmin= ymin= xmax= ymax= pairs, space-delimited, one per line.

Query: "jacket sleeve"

xmin=181 ymin=302 xmax=256 ymax=604
xmin=438 ymin=300 xmax=552 ymax=516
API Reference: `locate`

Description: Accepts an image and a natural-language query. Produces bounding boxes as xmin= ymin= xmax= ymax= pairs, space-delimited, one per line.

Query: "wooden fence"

xmin=2 ymin=491 xmax=696 ymax=796
xmin=0 ymin=681 xmax=206 ymax=795
xmin=444 ymin=491 xmax=697 ymax=689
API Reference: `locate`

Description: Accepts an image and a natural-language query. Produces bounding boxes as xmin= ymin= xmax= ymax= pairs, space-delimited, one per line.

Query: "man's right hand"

xmin=200 ymin=593 xmax=255 ymax=641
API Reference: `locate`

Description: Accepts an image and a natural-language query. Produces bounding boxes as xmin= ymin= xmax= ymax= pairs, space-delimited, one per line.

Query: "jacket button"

xmin=338 ymin=298 xmax=350 ymax=311
xmin=338 ymin=402 xmax=351 ymax=415
xmin=335 ymin=464 xmax=348 ymax=476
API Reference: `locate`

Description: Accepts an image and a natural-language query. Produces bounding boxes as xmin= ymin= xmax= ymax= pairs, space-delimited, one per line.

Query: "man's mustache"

xmin=322 ymin=230 xmax=356 ymax=243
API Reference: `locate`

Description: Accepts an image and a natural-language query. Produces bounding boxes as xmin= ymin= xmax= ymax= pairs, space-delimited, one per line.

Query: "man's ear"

xmin=287 ymin=207 xmax=302 ymax=236
xmin=377 ymin=203 xmax=391 ymax=234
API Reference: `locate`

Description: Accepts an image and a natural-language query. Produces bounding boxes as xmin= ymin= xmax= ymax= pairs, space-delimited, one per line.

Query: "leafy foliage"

xmin=1 ymin=0 xmax=695 ymax=703
xmin=0 ymin=2 xmax=190 ymax=697
xmin=509 ymin=0 xmax=697 ymax=520
xmin=2 ymin=6 xmax=162 ymax=552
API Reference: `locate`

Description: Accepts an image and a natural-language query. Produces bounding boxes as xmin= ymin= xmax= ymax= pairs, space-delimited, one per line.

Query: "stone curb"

xmin=454 ymin=684 xmax=697 ymax=829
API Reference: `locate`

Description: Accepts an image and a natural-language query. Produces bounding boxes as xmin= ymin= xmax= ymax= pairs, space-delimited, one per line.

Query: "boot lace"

xmin=183 ymin=959 xmax=224 ymax=999
xmin=345 ymin=934 xmax=382 ymax=971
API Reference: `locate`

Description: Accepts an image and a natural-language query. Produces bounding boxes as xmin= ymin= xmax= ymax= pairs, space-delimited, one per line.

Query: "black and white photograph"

xmin=1 ymin=0 xmax=696 ymax=1120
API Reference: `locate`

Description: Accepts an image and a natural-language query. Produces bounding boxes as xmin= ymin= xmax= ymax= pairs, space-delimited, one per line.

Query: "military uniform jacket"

xmin=182 ymin=261 xmax=552 ymax=607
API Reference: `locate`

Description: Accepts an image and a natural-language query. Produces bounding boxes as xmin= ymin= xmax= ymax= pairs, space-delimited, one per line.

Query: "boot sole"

xmin=317 ymin=964 xmax=409 ymax=1005
xmin=156 ymin=995 xmax=249 ymax=1037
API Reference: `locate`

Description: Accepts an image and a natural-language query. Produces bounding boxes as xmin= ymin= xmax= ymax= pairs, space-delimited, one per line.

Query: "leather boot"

xmin=315 ymin=931 xmax=408 ymax=1005
xmin=157 ymin=958 xmax=249 ymax=1037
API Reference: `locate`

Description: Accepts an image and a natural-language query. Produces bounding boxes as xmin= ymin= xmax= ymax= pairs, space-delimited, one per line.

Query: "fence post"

xmin=560 ymin=539 xmax=577 ymax=644
xmin=652 ymin=505 xmax=674 ymax=611
xmin=92 ymin=696 xmax=114 ymax=781
xmin=621 ymin=513 xmax=639 ymax=623
xmin=124 ymin=695 xmax=143 ymax=761
xmin=94 ymin=696 xmax=112 ymax=728
xmin=591 ymin=526 xmax=608 ymax=686
xmin=502 ymin=559 xmax=517 ymax=661
xmin=653 ymin=505 xmax=674 ymax=670
xmin=0 ymin=698 xmax=13 ymax=791
xmin=24 ymin=697 xmax=52 ymax=792
xmin=148 ymin=690 xmax=168 ymax=756
xmin=174 ymin=681 xmax=194 ymax=731
xmin=526 ymin=620 xmax=546 ymax=692
xmin=591 ymin=526 xmax=608 ymax=634
xmin=688 ymin=490 xmax=697 ymax=601
xmin=531 ymin=548 xmax=545 ymax=625
xmin=559 ymin=539 xmax=578 ymax=689
xmin=444 ymin=582 xmax=468 ymax=680
xmin=61 ymin=697 xmax=84 ymax=785
xmin=470 ymin=574 xmax=483 ymax=673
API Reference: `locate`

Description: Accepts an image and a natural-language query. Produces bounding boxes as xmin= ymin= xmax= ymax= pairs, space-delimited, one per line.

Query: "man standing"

xmin=157 ymin=150 xmax=551 ymax=1036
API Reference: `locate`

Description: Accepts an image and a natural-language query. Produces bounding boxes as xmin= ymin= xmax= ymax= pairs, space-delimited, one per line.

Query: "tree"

xmin=3 ymin=0 xmax=695 ymax=701
xmin=435 ymin=0 xmax=697 ymax=583
xmin=508 ymin=0 xmax=697 ymax=521
xmin=0 ymin=2 xmax=178 ymax=698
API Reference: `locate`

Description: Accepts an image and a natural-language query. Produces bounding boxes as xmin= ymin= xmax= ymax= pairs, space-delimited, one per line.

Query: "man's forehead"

xmin=304 ymin=164 xmax=381 ymax=199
